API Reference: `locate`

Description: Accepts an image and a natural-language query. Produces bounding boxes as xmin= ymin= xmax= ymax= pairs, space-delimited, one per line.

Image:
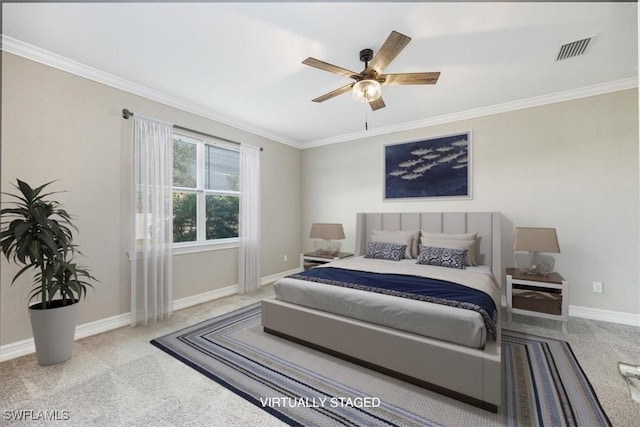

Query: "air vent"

xmin=556 ymin=37 xmax=592 ymax=61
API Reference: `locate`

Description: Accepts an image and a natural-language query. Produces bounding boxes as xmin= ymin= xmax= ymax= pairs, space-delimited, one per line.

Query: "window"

xmin=172 ymin=133 xmax=239 ymax=247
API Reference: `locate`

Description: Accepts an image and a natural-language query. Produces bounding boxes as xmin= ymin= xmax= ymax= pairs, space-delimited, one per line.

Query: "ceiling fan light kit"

xmin=352 ymin=79 xmax=382 ymax=102
xmin=303 ymin=30 xmax=440 ymax=111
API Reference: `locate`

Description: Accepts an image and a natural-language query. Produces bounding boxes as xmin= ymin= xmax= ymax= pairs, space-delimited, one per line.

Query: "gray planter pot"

xmin=29 ymin=300 xmax=79 ymax=366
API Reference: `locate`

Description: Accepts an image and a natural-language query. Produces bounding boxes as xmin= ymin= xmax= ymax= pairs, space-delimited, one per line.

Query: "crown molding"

xmin=3 ymin=35 xmax=634 ymax=151
xmin=1 ymin=35 xmax=303 ymax=149
xmin=302 ymin=77 xmax=638 ymax=148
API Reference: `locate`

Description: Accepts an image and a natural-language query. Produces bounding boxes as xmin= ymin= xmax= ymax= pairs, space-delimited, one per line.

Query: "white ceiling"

xmin=2 ymin=2 xmax=638 ymax=147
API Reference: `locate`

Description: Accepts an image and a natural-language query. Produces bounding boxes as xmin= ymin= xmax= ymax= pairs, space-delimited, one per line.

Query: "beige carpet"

xmin=1 ymin=285 xmax=638 ymax=426
xmin=151 ymin=302 xmax=611 ymax=426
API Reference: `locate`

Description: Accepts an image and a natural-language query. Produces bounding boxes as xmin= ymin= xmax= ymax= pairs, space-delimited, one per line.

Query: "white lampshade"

xmin=352 ymin=80 xmax=381 ymax=103
xmin=513 ymin=227 xmax=560 ymax=253
xmin=309 ymin=223 xmax=345 ymax=240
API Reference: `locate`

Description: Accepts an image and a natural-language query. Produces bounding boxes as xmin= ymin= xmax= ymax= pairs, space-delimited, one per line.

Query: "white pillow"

xmin=421 ymin=231 xmax=477 ymax=241
xmin=420 ymin=237 xmax=477 ymax=266
xmin=371 ymin=230 xmax=419 ymax=259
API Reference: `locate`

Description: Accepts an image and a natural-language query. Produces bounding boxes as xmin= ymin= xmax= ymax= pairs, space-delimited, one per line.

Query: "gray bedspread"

xmin=273 ymin=257 xmax=500 ymax=349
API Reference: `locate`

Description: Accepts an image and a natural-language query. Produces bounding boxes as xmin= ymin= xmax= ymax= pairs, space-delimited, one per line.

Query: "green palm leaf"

xmin=1 ymin=179 xmax=98 ymax=308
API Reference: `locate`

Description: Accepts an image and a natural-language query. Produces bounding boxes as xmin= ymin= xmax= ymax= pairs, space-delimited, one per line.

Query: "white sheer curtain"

xmin=131 ymin=115 xmax=173 ymax=326
xmin=239 ymin=144 xmax=261 ymax=294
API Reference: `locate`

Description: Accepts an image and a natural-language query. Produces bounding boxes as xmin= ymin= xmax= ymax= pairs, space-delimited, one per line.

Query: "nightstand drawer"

xmin=512 ymin=289 xmax=561 ymax=315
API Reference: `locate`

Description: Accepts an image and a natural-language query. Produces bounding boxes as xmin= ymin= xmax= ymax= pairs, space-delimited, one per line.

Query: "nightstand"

xmin=301 ymin=252 xmax=354 ymax=270
xmin=506 ymin=268 xmax=569 ymax=334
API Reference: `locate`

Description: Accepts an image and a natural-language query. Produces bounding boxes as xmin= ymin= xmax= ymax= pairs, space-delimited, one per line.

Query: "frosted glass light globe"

xmin=352 ymin=80 xmax=381 ymax=102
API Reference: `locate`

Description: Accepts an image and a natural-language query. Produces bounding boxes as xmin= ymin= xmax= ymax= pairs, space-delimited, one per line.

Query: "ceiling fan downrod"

xmin=359 ymin=48 xmax=374 ymax=73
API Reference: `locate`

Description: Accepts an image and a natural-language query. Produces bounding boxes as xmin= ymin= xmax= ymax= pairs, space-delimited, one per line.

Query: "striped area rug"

xmin=502 ymin=330 xmax=610 ymax=426
xmin=151 ymin=303 xmax=610 ymax=426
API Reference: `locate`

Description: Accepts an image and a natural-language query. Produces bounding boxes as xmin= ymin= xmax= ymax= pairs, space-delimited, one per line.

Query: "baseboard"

xmin=501 ymin=295 xmax=640 ymax=327
xmin=173 ymin=284 xmax=239 ymax=311
xmin=261 ymin=267 xmax=302 ymax=286
xmin=0 ymin=268 xmax=302 ymax=363
xmin=569 ymin=305 xmax=640 ymax=327
xmin=0 ymin=312 xmax=131 ymax=363
xmin=172 ymin=267 xmax=301 ymax=312
xmin=0 ymin=338 xmax=35 ymax=363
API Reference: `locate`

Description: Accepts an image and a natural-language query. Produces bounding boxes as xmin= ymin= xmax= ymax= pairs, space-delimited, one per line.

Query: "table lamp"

xmin=513 ymin=227 xmax=560 ymax=276
xmin=309 ymin=223 xmax=345 ymax=256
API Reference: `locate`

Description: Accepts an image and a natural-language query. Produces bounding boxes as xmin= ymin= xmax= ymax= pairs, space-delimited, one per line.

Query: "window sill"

xmin=173 ymin=238 xmax=239 ymax=255
xmin=127 ymin=238 xmax=239 ymax=261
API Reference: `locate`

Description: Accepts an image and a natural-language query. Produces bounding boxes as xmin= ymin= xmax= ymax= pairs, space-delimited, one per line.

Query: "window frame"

xmin=172 ymin=130 xmax=240 ymax=253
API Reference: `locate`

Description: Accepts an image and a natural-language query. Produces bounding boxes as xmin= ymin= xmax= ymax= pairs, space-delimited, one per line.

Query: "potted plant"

xmin=1 ymin=179 xmax=96 ymax=365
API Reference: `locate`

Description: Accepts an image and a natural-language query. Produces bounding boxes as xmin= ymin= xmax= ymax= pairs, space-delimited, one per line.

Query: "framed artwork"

xmin=384 ymin=131 xmax=471 ymax=200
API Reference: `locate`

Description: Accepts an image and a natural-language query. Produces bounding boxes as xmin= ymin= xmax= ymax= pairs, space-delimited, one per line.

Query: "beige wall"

xmin=302 ymin=89 xmax=639 ymax=315
xmin=0 ymin=53 xmax=302 ymax=346
xmin=2 ymin=50 xmax=637 ymax=349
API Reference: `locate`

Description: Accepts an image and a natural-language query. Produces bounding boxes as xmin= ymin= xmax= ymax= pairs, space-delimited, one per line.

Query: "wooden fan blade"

xmin=312 ymin=83 xmax=354 ymax=103
xmin=366 ymin=31 xmax=411 ymax=75
xmin=369 ymin=96 xmax=386 ymax=111
xmin=302 ymin=57 xmax=358 ymax=78
xmin=379 ymin=72 xmax=440 ymax=85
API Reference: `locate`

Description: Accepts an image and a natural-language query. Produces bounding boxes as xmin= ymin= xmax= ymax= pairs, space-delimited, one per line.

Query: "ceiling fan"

xmin=302 ymin=30 xmax=440 ymax=111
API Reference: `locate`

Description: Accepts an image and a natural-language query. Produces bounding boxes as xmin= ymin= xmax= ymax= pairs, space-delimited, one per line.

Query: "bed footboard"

xmin=261 ymin=298 xmax=501 ymax=412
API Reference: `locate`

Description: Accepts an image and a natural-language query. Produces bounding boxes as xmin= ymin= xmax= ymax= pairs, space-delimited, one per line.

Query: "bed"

xmin=262 ymin=212 xmax=502 ymax=412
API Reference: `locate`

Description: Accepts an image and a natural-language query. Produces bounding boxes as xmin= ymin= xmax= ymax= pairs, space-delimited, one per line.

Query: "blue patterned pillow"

xmin=416 ymin=245 xmax=468 ymax=269
xmin=365 ymin=242 xmax=407 ymax=261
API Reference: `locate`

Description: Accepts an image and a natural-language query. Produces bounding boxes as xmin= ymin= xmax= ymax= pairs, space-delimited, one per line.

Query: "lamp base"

xmin=515 ymin=252 xmax=555 ymax=276
xmin=313 ymin=239 xmax=341 ymax=256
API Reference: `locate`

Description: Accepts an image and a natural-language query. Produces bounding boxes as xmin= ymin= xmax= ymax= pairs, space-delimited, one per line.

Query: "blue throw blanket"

xmin=288 ymin=267 xmax=497 ymax=341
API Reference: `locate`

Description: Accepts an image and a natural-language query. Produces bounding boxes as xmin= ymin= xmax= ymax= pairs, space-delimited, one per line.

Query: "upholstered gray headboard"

xmin=355 ymin=212 xmax=502 ymax=278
